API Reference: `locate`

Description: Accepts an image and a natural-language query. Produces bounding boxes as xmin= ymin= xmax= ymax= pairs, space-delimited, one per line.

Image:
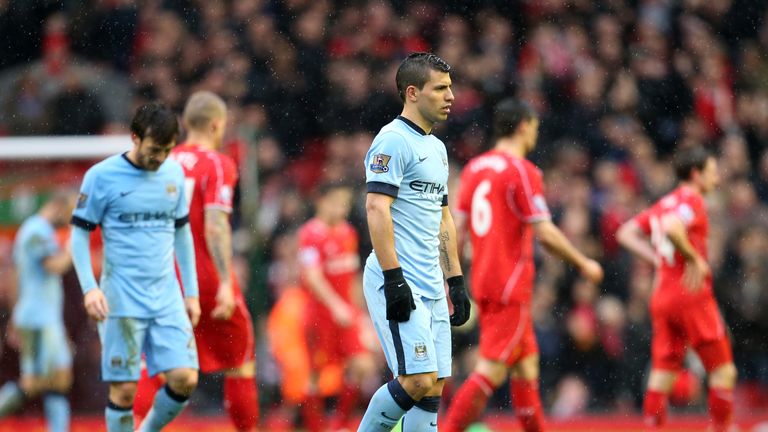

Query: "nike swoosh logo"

xmin=430 ymin=422 xmax=438 ymax=427
xmin=397 ymin=283 xmax=405 ymax=288
xmin=120 ymin=191 xmax=134 ymax=197
xmin=418 ymin=156 xmax=427 ymax=163
xmin=381 ymin=411 xmax=399 ymax=421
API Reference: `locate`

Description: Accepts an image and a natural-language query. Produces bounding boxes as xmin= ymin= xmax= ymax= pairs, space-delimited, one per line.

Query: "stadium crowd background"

xmin=1 ymin=0 xmax=768 ymax=422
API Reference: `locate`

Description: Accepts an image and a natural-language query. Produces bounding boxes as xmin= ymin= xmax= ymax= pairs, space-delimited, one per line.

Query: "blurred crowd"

xmin=1 ymin=0 xmax=768 ymax=419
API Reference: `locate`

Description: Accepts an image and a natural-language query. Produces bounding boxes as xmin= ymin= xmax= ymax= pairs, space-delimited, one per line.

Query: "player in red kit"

xmin=297 ymin=182 xmax=377 ymax=431
xmin=134 ymin=91 xmax=258 ymax=431
xmin=444 ymin=99 xmax=603 ymax=432
xmin=618 ymin=147 xmax=737 ymax=432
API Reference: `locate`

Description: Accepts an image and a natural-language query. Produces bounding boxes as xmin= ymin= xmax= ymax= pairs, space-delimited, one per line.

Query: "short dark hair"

xmin=396 ymin=52 xmax=451 ymax=102
xmin=316 ymin=180 xmax=353 ymax=197
xmin=493 ymin=98 xmax=538 ymax=139
xmin=130 ymin=102 xmax=179 ymax=146
xmin=674 ymin=146 xmax=712 ymax=181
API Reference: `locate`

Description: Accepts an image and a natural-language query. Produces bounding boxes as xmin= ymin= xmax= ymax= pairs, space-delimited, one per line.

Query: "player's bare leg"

xmin=644 ymin=369 xmax=677 ymax=429
xmin=707 ymin=362 xmax=737 ymax=432
xmin=357 ymin=371 xmax=439 ymax=431
xmin=400 ymin=377 xmax=444 ymax=431
xmin=138 ymin=367 xmax=198 ymax=432
xmin=223 ymin=360 xmax=259 ymax=432
xmin=106 ymin=381 xmax=138 ymax=432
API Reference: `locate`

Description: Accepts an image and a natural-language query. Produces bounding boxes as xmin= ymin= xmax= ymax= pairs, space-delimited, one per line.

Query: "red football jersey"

xmin=633 ymin=185 xmax=712 ymax=302
xmin=170 ymin=143 xmax=238 ymax=298
xmin=457 ymin=150 xmax=551 ymax=304
xmin=298 ymin=218 xmax=359 ymax=302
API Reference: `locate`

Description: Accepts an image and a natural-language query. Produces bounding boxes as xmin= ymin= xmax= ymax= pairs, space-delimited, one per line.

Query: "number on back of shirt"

xmin=471 ymin=180 xmax=492 ymax=237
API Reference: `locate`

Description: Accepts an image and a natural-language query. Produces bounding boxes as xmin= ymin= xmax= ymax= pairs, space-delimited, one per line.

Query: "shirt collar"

xmin=397 ymin=115 xmax=429 ymax=136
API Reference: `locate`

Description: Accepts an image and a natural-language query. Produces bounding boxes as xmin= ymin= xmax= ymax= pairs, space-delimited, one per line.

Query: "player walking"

xmin=617 ymin=147 xmax=737 ymax=432
xmin=357 ymin=52 xmax=471 ymax=432
xmin=133 ymin=91 xmax=259 ymax=431
xmin=70 ymin=102 xmax=200 ymax=432
xmin=297 ymin=182 xmax=377 ymax=431
xmin=444 ymin=99 xmax=603 ymax=432
xmin=0 ymin=191 xmax=75 ymax=432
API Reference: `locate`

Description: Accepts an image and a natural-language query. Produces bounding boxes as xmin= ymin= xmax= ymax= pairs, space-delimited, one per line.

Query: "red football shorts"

xmin=650 ymin=294 xmax=733 ymax=372
xmin=304 ymin=301 xmax=365 ymax=370
xmin=478 ymin=300 xmax=538 ymax=366
xmin=194 ymin=290 xmax=255 ymax=373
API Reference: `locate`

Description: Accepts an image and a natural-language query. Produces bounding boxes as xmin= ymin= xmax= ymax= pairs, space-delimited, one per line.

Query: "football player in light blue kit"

xmin=69 ymin=102 xmax=201 ymax=432
xmin=0 ymin=191 xmax=76 ymax=432
xmin=358 ymin=52 xmax=471 ymax=431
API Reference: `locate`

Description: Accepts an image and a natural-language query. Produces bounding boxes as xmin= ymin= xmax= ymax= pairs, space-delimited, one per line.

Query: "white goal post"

xmin=0 ymin=135 xmax=132 ymax=160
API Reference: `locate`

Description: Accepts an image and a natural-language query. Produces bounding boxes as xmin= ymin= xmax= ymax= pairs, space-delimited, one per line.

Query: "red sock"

xmin=330 ymin=382 xmax=359 ymax=429
xmin=511 ymin=379 xmax=544 ymax=432
xmin=643 ymin=390 xmax=668 ymax=428
xmin=134 ymin=367 xmax=163 ymax=425
xmin=708 ymin=387 xmax=733 ymax=432
xmin=301 ymin=394 xmax=324 ymax=432
xmin=224 ymin=376 xmax=259 ymax=432
xmin=443 ymin=373 xmax=495 ymax=432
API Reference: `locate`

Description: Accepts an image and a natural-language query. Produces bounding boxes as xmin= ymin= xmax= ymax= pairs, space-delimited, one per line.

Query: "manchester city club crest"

xmin=166 ymin=183 xmax=178 ymax=199
xmin=369 ymin=153 xmax=391 ymax=173
xmin=414 ymin=342 xmax=428 ymax=360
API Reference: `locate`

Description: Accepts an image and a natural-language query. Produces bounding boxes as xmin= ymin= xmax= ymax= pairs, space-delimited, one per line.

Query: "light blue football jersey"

xmin=71 ymin=154 xmax=189 ymax=318
xmin=364 ymin=116 xmax=450 ymax=300
xmin=12 ymin=215 xmax=64 ymax=328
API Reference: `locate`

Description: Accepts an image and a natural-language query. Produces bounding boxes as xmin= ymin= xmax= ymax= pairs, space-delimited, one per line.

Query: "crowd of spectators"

xmin=1 ymin=0 xmax=768 ymax=419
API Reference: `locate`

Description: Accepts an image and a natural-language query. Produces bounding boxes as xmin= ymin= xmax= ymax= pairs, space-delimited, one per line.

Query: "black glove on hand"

xmin=448 ymin=275 xmax=470 ymax=326
xmin=383 ymin=267 xmax=416 ymax=322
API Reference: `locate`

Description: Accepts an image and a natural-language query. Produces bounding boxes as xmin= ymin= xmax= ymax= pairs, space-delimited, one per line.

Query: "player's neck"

xmin=316 ymin=214 xmax=339 ymax=226
xmin=399 ymin=108 xmax=434 ymax=135
xmin=185 ymin=132 xmax=218 ymax=151
xmin=494 ymin=137 xmax=527 ymax=158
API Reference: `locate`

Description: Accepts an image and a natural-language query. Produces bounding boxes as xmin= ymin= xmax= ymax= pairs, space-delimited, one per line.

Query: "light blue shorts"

xmin=98 ymin=308 xmax=198 ymax=382
xmin=18 ymin=324 xmax=72 ymax=377
xmin=363 ymin=268 xmax=452 ymax=379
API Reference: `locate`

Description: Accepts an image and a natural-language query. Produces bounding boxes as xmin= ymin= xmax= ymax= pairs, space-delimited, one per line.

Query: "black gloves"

xmin=383 ymin=267 xmax=416 ymax=322
xmin=448 ymin=275 xmax=470 ymax=326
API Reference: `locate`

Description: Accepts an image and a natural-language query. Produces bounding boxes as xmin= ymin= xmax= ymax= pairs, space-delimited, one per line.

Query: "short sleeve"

xmin=298 ymin=228 xmax=322 ymax=269
xmin=633 ymin=208 xmax=653 ymax=235
xmin=71 ymin=168 xmax=106 ymax=231
xmin=365 ymin=132 xmax=411 ymax=198
xmin=675 ymin=202 xmax=696 ymax=227
xmin=25 ymin=227 xmax=59 ymax=261
xmin=456 ymin=167 xmax=472 ymax=215
xmin=510 ymin=161 xmax=550 ymax=223
xmin=203 ymin=154 xmax=237 ymax=213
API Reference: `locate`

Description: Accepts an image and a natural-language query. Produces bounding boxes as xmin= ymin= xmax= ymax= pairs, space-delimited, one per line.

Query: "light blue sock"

xmin=44 ymin=392 xmax=70 ymax=432
xmin=105 ymin=401 xmax=133 ymax=432
xmin=138 ymin=385 xmax=189 ymax=432
xmin=0 ymin=382 xmax=25 ymax=417
xmin=401 ymin=396 xmax=440 ymax=431
xmin=358 ymin=379 xmax=415 ymax=432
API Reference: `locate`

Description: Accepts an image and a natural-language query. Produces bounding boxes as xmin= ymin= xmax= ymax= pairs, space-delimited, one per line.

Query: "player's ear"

xmin=406 ymin=85 xmax=419 ymax=102
xmin=130 ymin=133 xmax=141 ymax=146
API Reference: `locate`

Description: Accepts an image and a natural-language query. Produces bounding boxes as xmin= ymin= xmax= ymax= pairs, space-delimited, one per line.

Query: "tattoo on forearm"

xmin=438 ymin=230 xmax=451 ymax=272
xmin=209 ymin=213 xmax=232 ymax=281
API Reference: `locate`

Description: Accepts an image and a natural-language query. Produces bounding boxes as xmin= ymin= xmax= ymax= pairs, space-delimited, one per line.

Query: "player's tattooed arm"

xmin=439 ymin=206 xmax=463 ymax=278
xmin=204 ymin=209 xmax=233 ymax=284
